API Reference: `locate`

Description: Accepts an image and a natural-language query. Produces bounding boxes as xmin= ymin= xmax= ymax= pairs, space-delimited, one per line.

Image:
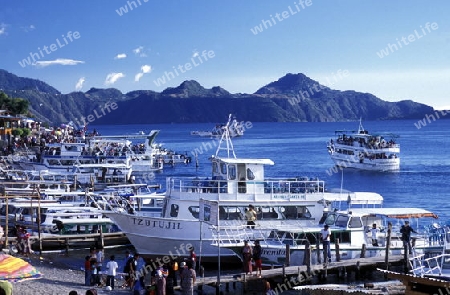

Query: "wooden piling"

xmin=285 ymin=244 xmax=290 ymax=266
xmin=316 ymin=239 xmax=321 ymax=264
xmin=335 ymin=238 xmax=341 ymax=262
xmin=385 ymin=222 xmax=392 ymax=275
xmin=360 ymin=243 xmax=366 ymax=258
xmin=303 ymin=241 xmax=311 ymax=275
xmin=355 ymin=261 xmax=361 ymax=280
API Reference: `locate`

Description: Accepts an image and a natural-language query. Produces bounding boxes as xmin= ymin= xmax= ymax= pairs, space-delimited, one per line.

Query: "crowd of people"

xmin=78 ymin=247 xmax=198 ymax=295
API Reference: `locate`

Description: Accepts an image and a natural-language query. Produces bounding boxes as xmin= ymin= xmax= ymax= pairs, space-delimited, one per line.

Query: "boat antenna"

xmin=214 ymin=114 xmax=237 ymax=158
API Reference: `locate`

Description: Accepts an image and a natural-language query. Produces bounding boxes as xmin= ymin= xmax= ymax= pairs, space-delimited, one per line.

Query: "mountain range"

xmin=0 ymin=69 xmax=434 ymax=126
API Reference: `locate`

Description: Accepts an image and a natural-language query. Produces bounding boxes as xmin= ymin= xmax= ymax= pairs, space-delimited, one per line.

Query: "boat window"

xmin=259 ymin=207 xmax=279 ymax=219
xmin=348 ymin=217 xmax=362 ymax=228
xmin=246 ymin=168 xmax=255 ymax=180
xmin=228 ymin=165 xmax=236 ymax=180
xmin=331 ymin=231 xmax=351 ymax=243
xmin=282 ymin=206 xmax=312 ymax=219
xmin=324 ymin=213 xmax=337 ymax=225
xmin=219 ymin=206 xmax=242 ymax=220
xmin=220 ymin=163 xmax=227 ymax=174
xmin=212 ymin=162 xmax=218 ymax=174
xmin=188 ymin=206 xmax=200 ymax=219
xmin=335 ymin=215 xmax=349 ymax=227
xmin=170 ymin=204 xmax=179 ymax=217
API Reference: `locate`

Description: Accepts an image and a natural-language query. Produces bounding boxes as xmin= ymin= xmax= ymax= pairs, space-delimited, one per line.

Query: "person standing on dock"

xmin=320 ymin=224 xmax=331 ymax=263
xmin=105 ymin=255 xmax=118 ymax=290
xmin=242 ymin=240 xmax=253 ymax=275
xmin=189 ymin=247 xmax=197 ymax=271
xmin=245 ymin=205 xmax=257 ymax=229
xmin=180 ymin=261 xmax=196 ymax=295
xmin=400 ymin=221 xmax=417 ymax=255
xmin=253 ymin=240 xmax=262 ymax=278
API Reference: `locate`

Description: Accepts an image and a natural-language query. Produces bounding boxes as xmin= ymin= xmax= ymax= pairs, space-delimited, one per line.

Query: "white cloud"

xmin=21 ymin=24 xmax=35 ymax=32
xmin=141 ymin=64 xmax=151 ymax=73
xmin=33 ymin=58 xmax=85 ymax=68
xmin=0 ymin=23 xmax=7 ymax=35
xmin=114 ymin=53 xmax=127 ymax=60
xmin=105 ymin=72 xmax=125 ymax=85
xmin=134 ymin=73 xmax=144 ymax=82
xmin=192 ymin=50 xmax=199 ymax=58
xmin=75 ymin=77 xmax=85 ymax=91
xmin=133 ymin=46 xmax=147 ymax=57
xmin=135 ymin=64 xmax=152 ymax=82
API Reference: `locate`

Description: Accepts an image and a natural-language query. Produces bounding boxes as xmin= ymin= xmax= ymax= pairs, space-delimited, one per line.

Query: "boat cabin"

xmin=210 ymin=156 xmax=274 ymax=194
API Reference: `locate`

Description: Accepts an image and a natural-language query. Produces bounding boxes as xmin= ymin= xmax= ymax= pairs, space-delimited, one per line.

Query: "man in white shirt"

xmin=96 ymin=247 xmax=104 ymax=272
xmin=320 ymin=224 xmax=331 ymax=263
xmin=370 ymin=223 xmax=380 ymax=246
xmin=106 ymin=255 xmax=119 ymax=290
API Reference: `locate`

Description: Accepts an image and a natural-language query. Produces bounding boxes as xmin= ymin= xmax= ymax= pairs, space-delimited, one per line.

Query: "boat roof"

xmin=347 ymin=208 xmax=438 ymax=219
xmin=323 ymin=192 xmax=383 ymax=205
xmin=216 ymin=157 xmax=274 ymax=165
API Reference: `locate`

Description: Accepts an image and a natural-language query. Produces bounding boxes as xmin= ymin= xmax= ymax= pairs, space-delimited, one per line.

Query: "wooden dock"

xmin=195 ymin=255 xmax=405 ymax=294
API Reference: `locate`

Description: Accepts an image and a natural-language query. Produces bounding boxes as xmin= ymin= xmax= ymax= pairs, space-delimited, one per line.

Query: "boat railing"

xmin=409 ymin=253 xmax=450 ymax=277
xmin=210 ymin=224 xmax=268 ymax=246
xmin=167 ymin=177 xmax=325 ymax=200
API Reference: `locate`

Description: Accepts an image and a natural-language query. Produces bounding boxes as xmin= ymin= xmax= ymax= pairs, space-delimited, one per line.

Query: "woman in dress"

xmin=241 ymin=240 xmax=253 ymax=275
xmin=180 ymin=261 xmax=196 ymax=295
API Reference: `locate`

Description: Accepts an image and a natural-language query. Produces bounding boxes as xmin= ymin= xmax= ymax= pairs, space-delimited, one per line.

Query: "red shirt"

xmin=85 ymin=260 xmax=91 ymax=271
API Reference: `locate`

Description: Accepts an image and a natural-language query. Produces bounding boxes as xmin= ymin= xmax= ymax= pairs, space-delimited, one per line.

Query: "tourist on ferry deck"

xmin=245 ymin=205 xmax=257 ymax=229
xmin=370 ymin=223 xmax=380 ymax=246
xmin=400 ymin=221 xmax=417 ymax=255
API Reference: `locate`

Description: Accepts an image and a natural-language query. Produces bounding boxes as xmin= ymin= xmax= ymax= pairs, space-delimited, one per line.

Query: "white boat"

xmin=20 ymin=131 xmax=165 ymax=173
xmin=214 ymin=207 xmax=444 ymax=266
xmin=99 ymin=184 xmax=164 ymax=217
xmin=105 ymin=115 xmax=383 ymax=263
xmin=327 ymin=120 xmax=400 ymax=171
xmin=68 ymin=163 xmax=133 ymax=190
xmin=190 ymin=115 xmax=244 ymax=138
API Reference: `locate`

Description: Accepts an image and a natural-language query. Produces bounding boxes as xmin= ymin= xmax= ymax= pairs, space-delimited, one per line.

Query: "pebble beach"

xmin=10 ymin=252 xmax=131 ymax=295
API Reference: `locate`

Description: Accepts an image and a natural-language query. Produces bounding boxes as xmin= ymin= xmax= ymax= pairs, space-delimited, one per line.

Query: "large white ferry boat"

xmin=327 ymin=120 xmax=400 ymax=171
xmin=106 ymin=115 xmax=382 ymax=262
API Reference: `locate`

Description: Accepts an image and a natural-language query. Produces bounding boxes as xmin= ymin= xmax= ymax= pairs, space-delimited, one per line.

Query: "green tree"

xmin=0 ymin=91 xmax=29 ymax=114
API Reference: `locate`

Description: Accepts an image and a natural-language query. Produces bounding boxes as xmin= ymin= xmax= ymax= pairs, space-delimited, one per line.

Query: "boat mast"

xmin=214 ymin=114 xmax=237 ymax=159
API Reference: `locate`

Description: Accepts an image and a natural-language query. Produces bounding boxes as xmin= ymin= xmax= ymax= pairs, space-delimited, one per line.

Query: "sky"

xmin=0 ymin=1 xmax=449 ymax=109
